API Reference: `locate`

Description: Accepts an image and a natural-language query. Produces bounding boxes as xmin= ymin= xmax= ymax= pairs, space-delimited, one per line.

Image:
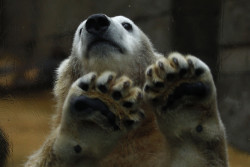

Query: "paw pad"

xmin=112 ymin=91 xmax=122 ymax=100
xmin=144 ymin=52 xmax=211 ymax=109
xmin=69 ymin=71 xmax=144 ymax=131
xmin=79 ymin=82 xmax=89 ymax=91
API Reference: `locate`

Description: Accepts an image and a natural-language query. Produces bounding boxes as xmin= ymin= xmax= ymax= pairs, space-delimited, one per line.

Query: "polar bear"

xmin=25 ymin=14 xmax=228 ymax=167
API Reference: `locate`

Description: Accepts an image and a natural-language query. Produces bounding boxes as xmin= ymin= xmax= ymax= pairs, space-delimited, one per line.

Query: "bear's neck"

xmin=71 ymin=54 xmax=155 ymax=87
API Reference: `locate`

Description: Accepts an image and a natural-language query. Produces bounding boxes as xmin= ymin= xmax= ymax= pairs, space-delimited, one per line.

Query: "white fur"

xmin=25 ymin=15 xmax=228 ymax=167
xmin=71 ymin=16 xmax=149 ymax=76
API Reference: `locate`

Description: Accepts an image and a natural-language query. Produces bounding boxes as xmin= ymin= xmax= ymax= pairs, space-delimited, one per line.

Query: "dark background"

xmin=0 ymin=0 xmax=249 ymax=165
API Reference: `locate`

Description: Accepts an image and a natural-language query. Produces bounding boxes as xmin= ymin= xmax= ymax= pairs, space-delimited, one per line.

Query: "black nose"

xmin=85 ymin=14 xmax=110 ymax=35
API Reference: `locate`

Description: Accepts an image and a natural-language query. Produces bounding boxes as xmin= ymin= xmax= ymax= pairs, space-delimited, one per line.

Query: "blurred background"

xmin=0 ymin=0 xmax=249 ymax=166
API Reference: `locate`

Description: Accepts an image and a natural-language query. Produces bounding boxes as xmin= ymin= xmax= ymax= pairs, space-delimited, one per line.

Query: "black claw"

xmin=123 ymin=101 xmax=133 ymax=108
xmin=195 ymin=68 xmax=204 ymax=76
xmin=158 ymin=61 xmax=164 ymax=70
xmin=172 ymin=57 xmax=179 ymax=66
xmin=154 ymin=81 xmax=164 ymax=88
xmin=147 ymin=68 xmax=153 ymax=77
xmin=188 ymin=59 xmax=193 ymax=67
xmin=137 ymin=92 xmax=143 ymax=100
xmin=107 ymin=75 xmax=114 ymax=82
xmin=112 ymin=91 xmax=122 ymax=100
xmin=166 ymin=73 xmax=176 ymax=81
xmin=179 ymin=68 xmax=187 ymax=77
xmin=98 ymin=84 xmax=108 ymax=93
xmin=79 ymin=82 xmax=89 ymax=91
xmin=91 ymin=75 xmax=96 ymax=82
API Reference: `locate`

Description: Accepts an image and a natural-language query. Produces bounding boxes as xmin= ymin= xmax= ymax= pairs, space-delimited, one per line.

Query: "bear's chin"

xmin=87 ymin=43 xmax=124 ymax=58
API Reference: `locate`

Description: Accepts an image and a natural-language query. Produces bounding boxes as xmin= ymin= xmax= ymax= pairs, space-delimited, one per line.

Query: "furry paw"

xmin=64 ymin=71 xmax=144 ymax=131
xmin=54 ymin=72 xmax=144 ymax=160
xmin=144 ymin=52 xmax=214 ymax=112
xmin=142 ymin=53 xmax=227 ymax=166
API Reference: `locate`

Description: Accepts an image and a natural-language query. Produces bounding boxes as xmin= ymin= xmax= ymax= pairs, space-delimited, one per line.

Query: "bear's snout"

xmin=86 ymin=14 xmax=110 ymax=35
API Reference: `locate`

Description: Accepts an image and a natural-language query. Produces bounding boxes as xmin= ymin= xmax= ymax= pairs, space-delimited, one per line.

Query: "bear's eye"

xmin=79 ymin=28 xmax=83 ymax=36
xmin=122 ymin=22 xmax=133 ymax=31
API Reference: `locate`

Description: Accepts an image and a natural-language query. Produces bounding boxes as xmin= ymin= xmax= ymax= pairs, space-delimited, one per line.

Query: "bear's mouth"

xmin=87 ymin=38 xmax=124 ymax=54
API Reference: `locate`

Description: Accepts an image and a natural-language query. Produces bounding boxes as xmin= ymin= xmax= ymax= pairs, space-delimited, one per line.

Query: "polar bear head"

xmin=71 ymin=14 xmax=159 ymax=82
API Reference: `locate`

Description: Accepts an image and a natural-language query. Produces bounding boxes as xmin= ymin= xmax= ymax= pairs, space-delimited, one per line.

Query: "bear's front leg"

xmin=144 ymin=52 xmax=228 ymax=167
xmin=25 ymin=72 xmax=144 ymax=167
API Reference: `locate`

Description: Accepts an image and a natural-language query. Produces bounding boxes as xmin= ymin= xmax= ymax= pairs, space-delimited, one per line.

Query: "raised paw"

xmin=54 ymin=72 xmax=144 ymax=160
xmin=144 ymin=52 xmax=215 ymax=112
xmin=63 ymin=71 xmax=144 ymax=132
